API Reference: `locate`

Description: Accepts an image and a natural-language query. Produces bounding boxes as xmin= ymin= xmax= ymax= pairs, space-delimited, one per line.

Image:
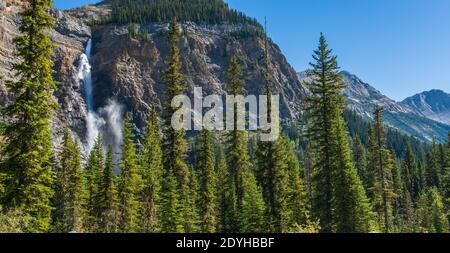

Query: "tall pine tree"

xmin=0 ymin=0 xmax=57 ymax=232
xmin=118 ymin=113 xmax=143 ymax=232
xmin=402 ymin=144 xmax=418 ymax=202
xmin=216 ymin=145 xmax=237 ymax=232
xmin=52 ymin=128 xmax=86 ymax=233
xmin=305 ymin=34 xmax=376 ymax=232
xmin=197 ymin=130 xmax=218 ymax=232
xmin=226 ymin=56 xmax=265 ymax=232
xmin=98 ymin=146 xmax=119 ymax=233
xmin=368 ymin=107 xmax=394 ymax=232
xmin=161 ymin=18 xmax=198 ymax=232
xmin=139 ymin=108 xmax=163 ymax=232
xmin=84 ymin=136 xmax=104 ymax=232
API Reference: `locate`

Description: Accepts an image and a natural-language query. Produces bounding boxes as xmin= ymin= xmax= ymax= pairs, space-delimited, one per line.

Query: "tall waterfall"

xmin=77 ymin=39 xmax=123 ymax=154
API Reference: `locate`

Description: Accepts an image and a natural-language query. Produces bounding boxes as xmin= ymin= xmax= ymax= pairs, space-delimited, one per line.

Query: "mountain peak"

xmin=401 ymin=89 xmax=450 ymax=125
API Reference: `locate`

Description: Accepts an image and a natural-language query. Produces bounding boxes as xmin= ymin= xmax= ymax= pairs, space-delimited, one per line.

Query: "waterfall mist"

xmin=77 ymin=39 xmax=124 ymax=156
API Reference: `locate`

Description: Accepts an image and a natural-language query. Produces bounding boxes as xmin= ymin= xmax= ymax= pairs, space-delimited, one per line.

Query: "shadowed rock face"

xmin=0 ymin=0 xmax=307 ymax=143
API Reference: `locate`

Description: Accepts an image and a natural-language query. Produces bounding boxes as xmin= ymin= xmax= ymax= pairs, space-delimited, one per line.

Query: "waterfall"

xmin=78 ymin=39 xmax=94 ymax=111
xmin=77 ymin=39 xmax=123 ymax=154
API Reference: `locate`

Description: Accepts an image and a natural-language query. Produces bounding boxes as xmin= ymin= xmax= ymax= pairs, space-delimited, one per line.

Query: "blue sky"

xmin=54 ymin=0 xmax=450 ymax=101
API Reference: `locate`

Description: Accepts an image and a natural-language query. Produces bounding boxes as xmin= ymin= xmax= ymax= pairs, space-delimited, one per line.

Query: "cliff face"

xmin=1 ymin=0 xmax=306 ymax=144
xmin=0 ymin=0 xmax=91 ymax=139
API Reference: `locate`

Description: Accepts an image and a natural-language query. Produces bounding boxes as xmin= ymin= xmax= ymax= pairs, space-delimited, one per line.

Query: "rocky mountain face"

xmin=0 ymin=0 xmax=91 ymax=141
xmin=90 ymin=22 xmax=307 ymax=130
xmin=401 ymin=89 xmax=450 ymax=125
xmin=298 ymin=71 xmax=450 ymax=142
xmin=1 ymin=0 xmax=307 ymax=146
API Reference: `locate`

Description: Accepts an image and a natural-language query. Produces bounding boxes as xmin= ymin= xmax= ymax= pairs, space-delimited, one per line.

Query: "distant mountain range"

xmin=402 ymin=89 xmax=450 ymax=125
xmin=297 ymin=71 xmax=450 ymax=143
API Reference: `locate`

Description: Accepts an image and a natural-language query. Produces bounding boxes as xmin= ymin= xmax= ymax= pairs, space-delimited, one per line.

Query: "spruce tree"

xmin=0 ymin=0 xmax=57 ymax=232
xmin=305 ymin=34 xmax=376 ymax=232
xmin=226 ymin=56 xmax=265 ymax=232
xmin=84 ymin=136 xmax=104 ymax=232
xmin=216 ymin=145 xmax=237 ymax=232
xmin=53 ymin=128 xmax=86 ymax=233
xmin=368 ymin=107 xmax=394 ymax=232
xmin=402 ymin=144 xmax=418 ymax=201
xmin=443 ymin=132 xmax=450 ymax=215
xmin=425 ymin=142 xmax=441 ymax=189
xmin=352 ymin=135 xmax=369 ymax=193
xmin=284 ymin=136 xmax=315 ymax=231
xmin=161 ymin=18 xmax=198 ymax=232
xmin=413 ymin=187 xmax=449 ymax=233
xmin=254 ymin=22 xmax=297 ymax=232
xmin=139 ymin=109 xmax=163 ymax=232
xmin=390 ymin=152 xmax=403 ymax=229
xmin=197 ymin=130 xmax=217 ymax=232
xmin=98 ymin=146 xmax=119 ymax=233
xmin=118 ymin=113 xmax=143 ymax=232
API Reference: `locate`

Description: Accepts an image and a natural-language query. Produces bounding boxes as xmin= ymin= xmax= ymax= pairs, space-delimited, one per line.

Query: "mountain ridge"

xmin=401 ymin=89 xmax=450 ymax=125
xmin=297 ymin=70 xmax=450 ymax=142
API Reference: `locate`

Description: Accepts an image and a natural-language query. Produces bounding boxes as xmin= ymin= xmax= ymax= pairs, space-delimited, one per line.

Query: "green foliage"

xmin=110 ymin=0 xmax=261 ymax=28
xmin=413 ymin=187 xmax=449 ymax=233
xmin=0 ymin=207 xmax=29 ymax=233
xmin=52 ymin=128 xmax=87 ymax=233
xmin=84 ymin=137 xmax=104 ymax=232
xmin=225 ymin=56 xmax=265 ymax=232
xmin=0 ymin=0 xmax=57 ymax=232
xmin=402 ymin=144 xmax=419 ymax=201
xmin=139 ymin=109 xmax=164 ymax=232
xmin=161 ymin=18 xmax=199 ymax=232
xmin=352 ymin=136 xmax=370 ymax=192
xmin=98 ymin=146 xmax=120 ymax=233
xmin=305 ymin=34 xmax=376 ymax=232
xmin=197 ymin=130 xmax=218 ymax=232
xmin=118 ymin=113 xmax=144 ymax=232
xmin=367 ymin=108 xmax=394 ymax=232
xmin=216 ymin=145 xmax=237 ymax=232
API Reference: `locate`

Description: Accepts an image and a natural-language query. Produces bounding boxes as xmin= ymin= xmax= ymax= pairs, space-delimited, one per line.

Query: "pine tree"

xmin=197 ymin=130 xmax=217 ymax=232
xmin=368 ymin=107 xmax=394 ymax=232
xmin=0 ymin=0 xmax=57 ymax=232
xmin=98 ymin=146 xmax=119 ymax=233
xmin=52 ymin=128 xmax=86 ymax=233
xmin=118 ymin=113 xmax=143 ymax=233
xmin=366 ymin=126 xmax=377 ymax=199
xmin=402 ymin=144 xmax=418 ymax=201
xmin=413 ymin=187 xmax=449 ymax=233
xmin=226 ymin=56 xmax=265 ymax=232
xmin=161 ymin=17 xmax=198 ymax=232
xmin=216 ymin=145 xmax=237 ymax=232
xmin=443 ymin=132 xmax=450 ymax=215
xmin=240 ymin=170 xmax=266 ymax=233
xmin=254 ymin=21 xmax=304 ymax=232
xmin=305 ymin=34 xmax=376 ymax=232
xmin=139 ymin=109 xmax=163 ymax=232
xmin=284 ymin=136 xmax=315 ymax=231
xmin=426 ymin=142 xmax=441 ymax=189
xmin=84 ymin=137 xmax=104 ymax=232
xmin=302 ymin=142 xmax=315 ymax=201
xmin=390 ymin=152 xmax=403 ymax=229
xmin=352 ymin=135 xmax=369 ymax=192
